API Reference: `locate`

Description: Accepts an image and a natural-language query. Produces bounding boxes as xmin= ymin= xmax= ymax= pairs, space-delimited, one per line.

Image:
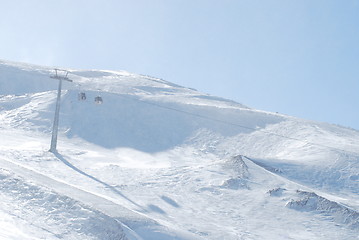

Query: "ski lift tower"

xmin=49 ymin=69 xmax=73 ymax=153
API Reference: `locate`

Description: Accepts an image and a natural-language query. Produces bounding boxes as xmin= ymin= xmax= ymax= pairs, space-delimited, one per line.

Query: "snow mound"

xmin=221 ymin=155 xmax=249 ymax=189
xmin=287 ymin=190 xmax=359 ymax=229
xmin=223 ymin=155 xmax=249 ymax=178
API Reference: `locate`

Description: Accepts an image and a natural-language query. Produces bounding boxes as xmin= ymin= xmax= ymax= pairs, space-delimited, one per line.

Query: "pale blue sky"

xmin=1 ymin=0 xmax=358 ymax=130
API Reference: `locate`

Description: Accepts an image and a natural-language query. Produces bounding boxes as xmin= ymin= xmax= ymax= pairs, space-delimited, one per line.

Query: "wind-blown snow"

xmin=0 ymin=59 xmax=358 ymax=239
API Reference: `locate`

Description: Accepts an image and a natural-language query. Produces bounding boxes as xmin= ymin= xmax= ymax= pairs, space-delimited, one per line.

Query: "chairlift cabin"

xmin=78 ymin=92 xmax=86 ymax=101
xmin=94 ymin=96 xmax=103 ymax=104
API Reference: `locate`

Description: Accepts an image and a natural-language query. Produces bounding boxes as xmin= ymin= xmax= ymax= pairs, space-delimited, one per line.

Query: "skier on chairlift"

xmin=78 ymin=92 xmax=86 ymax=101
xmin=95 ymin=96 xmax=103 ymax=104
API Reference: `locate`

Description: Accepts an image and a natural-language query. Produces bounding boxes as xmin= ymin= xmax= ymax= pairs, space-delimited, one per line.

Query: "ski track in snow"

xmin=0 ymin=60 xmax=359 ymax=239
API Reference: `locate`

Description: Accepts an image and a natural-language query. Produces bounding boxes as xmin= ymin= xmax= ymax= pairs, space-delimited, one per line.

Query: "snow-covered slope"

xmin=0 ymin=60 xmax=358 ymax=239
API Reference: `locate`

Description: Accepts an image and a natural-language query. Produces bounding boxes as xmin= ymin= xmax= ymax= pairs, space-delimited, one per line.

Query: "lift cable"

xmin=116 ymin=93 xmax=359 ymax=157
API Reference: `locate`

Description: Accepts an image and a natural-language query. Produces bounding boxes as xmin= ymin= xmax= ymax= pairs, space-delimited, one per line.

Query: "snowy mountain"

xmin=0 ymin=59 xmax=358 ymax=240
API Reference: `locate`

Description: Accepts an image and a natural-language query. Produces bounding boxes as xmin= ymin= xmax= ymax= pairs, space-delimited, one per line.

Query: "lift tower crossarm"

xmin=50 ymin=68 xmax=73 ymax=82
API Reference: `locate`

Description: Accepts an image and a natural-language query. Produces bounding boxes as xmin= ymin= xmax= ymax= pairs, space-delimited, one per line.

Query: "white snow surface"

xmin=0 ymin=59 xmax=358 ymax=239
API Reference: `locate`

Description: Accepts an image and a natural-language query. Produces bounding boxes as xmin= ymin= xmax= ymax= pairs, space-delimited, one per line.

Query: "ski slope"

xmin=0 ymin=60 xmax=358 ymax=239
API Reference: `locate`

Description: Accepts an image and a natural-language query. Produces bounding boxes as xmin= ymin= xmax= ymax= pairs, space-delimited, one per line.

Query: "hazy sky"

xmin=1 ymin=0 xmax=358 ymax=130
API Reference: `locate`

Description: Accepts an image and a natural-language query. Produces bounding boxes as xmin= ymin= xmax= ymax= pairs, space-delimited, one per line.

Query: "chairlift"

xmin=78 ymin=92 xmax=87 ymax=101
xmin=94 ymin=96 xmax=103 ymax=104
